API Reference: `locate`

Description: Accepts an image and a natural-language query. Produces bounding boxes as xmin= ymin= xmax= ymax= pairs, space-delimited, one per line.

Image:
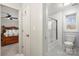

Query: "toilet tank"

xmin=65 ymin=34 xmax=76 ymax=42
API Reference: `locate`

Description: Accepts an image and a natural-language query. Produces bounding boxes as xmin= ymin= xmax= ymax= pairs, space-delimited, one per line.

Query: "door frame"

xmin=0 ymin=4 xmax=22 ymax=55
xmin=43 ymin=3 xmax=58 ymax=55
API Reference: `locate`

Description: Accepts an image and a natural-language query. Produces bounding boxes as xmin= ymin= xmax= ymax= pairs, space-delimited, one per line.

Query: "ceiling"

xmin=47 ymin=3 xmax=64 ymax=16
xmin=47 ymin=3 xmax=79 ymax=16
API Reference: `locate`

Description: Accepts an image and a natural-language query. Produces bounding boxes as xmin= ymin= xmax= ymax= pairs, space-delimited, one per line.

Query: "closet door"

xmin=22 ymin=4 xmax=31 ymax=56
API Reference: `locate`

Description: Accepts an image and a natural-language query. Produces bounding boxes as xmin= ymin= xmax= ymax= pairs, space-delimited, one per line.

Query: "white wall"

xmin=30 ymin=3 xmax=43 ymax=56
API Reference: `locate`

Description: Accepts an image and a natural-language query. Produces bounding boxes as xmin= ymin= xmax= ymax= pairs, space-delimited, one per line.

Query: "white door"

xmin=22 ymin=4 xmax=30 ymax=56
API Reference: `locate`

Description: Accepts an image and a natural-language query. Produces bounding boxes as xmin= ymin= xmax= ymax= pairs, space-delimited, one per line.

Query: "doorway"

xmin=47 ymin=17 xmax=59 ymax=55
xmin=43 ymin=3 xmax=66 ymax=56
xmin=0 ymin=4 xmax=20 ymax=56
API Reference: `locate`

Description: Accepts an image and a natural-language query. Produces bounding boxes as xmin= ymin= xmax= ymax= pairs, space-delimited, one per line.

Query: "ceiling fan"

xmin=1 ymin=12 xmax=18 ymax=20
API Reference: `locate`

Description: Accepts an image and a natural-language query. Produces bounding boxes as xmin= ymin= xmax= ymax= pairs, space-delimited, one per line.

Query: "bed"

xmin=1 ymin=26 xmax=19 ymax=46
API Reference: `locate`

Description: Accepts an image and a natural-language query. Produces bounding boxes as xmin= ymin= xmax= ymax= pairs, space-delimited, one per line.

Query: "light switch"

xmin=33 ymin=26 xmax=36 ymax=30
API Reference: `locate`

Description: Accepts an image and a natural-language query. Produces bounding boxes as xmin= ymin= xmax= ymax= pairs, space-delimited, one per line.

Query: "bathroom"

xmin=43 ymin=3 xmax=79 ymax=56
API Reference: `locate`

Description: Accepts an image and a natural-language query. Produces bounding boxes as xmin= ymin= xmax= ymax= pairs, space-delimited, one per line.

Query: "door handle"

xmin=26 ymin=34 xmax=29 ymax=37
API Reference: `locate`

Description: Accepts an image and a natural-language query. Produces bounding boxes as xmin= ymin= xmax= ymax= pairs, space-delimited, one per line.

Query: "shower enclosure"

xmin=43 ymin=3 xmax=65 ymax=56
xmin=47 ymin=17 xmax=59 ymax=55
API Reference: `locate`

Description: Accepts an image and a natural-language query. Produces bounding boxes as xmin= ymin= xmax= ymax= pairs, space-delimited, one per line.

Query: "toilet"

xmin=64 ymin=35 xmax=75 ymax=54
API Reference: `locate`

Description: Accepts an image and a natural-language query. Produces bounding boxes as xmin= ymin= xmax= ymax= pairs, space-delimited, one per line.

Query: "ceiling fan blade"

xmin=0 ymin=17 xmax=7 ymax=18
xmin=6 ymin=14 xmax=11 ymax=18
xmin=10 ymin=18 xmax=13 ymax=20
xmin=11 ymin=17 xmax=18 ymax=19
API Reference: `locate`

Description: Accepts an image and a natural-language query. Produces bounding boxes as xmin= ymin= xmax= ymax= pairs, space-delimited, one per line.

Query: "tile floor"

xmin=46 ymin=40 xmax=79 ymax=56
xmin=1 ymin=40 xmax=79 ymax=56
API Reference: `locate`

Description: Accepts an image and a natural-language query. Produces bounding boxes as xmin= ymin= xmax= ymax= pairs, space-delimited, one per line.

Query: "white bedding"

xmin=4 ymin=29 xmax=19 ymax=37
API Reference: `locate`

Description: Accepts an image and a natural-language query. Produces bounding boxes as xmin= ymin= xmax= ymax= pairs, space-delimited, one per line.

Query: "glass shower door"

xmin=48 ymin=18 xmax=57 ymax=44
xmin=47 ymin=17 xmax=58 ymax=54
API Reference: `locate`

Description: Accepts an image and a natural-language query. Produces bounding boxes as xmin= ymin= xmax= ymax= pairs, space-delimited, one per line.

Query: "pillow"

xmin=8 ymin=30 xmax=13 ymax=36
